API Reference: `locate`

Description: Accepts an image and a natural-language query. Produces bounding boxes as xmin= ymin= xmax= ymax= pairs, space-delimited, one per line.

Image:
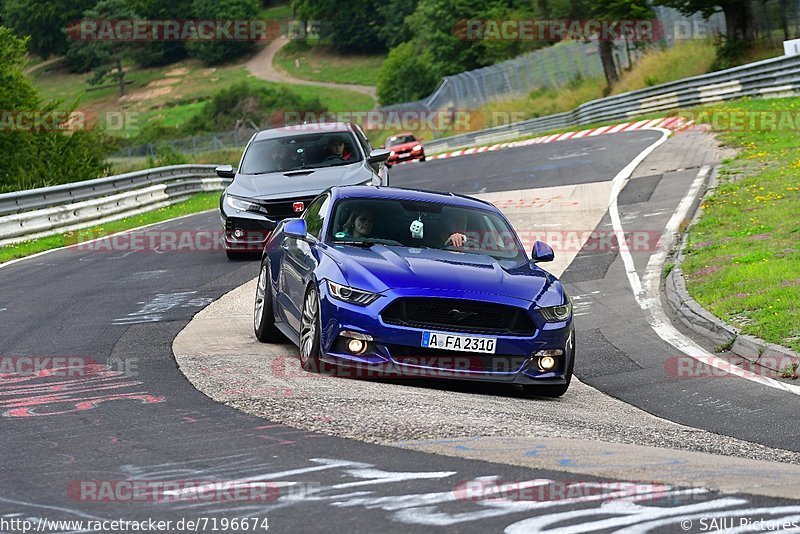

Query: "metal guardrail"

xmin=0 ymin=165 xmax=226 ymax=246
xmin=4 ymin=51 xmax=800 ymax=244
xmin=424 ymin=52 xmax=800 ymax=153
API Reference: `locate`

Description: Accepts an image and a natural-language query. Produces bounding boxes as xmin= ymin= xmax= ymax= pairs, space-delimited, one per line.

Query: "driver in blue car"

xmin=442 ymin=209 xmax=468 ymax=247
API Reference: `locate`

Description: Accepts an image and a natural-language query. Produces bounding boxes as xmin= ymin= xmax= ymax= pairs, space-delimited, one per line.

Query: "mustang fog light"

xmin=233 ymin=229 xmax=245 ymax=239
xmin=347 ymin=339 xmax=367 ymax=354
xmin=533 ymin=349 xmax=563 ymax=372
xmin=539 ymin=356 xmax=556 ymax=371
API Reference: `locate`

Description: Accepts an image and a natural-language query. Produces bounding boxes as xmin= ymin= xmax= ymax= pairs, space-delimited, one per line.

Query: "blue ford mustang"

xmin=253 ymin=186 xmax=575 ymax=397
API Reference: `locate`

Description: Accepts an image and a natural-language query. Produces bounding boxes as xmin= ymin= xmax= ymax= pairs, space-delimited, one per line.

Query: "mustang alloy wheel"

xmin=299 ymin=285 xmax=322 ymax=372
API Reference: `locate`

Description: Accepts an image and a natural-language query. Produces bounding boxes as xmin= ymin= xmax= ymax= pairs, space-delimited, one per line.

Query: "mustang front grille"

xmin=381 ymin=298 xmax=535 ymax=335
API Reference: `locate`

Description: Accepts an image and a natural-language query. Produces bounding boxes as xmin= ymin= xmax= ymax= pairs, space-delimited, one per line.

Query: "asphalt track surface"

xmin=1 ymin=130 xmax=798 ymax=533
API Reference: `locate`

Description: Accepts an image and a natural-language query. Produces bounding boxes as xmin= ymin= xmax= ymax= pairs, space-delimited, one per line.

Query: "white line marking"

xmin=609 ymin=129 xmax=800 ymax=395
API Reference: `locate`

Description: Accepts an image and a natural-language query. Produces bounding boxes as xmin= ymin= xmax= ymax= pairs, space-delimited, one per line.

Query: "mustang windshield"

xmin=240 ymin=132 xmax=362 ymax=175
xmin=328 ymin=198 xmax=526 ymax=260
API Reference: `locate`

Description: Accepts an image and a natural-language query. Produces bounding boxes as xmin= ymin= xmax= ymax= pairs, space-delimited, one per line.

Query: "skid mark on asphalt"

xmin=112 ymin=291 xmax=213 ymax=325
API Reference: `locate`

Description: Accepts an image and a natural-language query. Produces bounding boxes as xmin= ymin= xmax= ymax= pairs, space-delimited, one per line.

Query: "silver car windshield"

xmin=240 ymin=132 xmax=363 ymax=175
xmin=328 ymin=198 xmax=526 ymax=260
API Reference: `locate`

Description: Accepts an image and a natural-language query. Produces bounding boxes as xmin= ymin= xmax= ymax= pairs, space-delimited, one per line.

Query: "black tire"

xmin=298 ymin=284 xmax=323 ymax=372
xmin=419 ymin=156 xmax=426 ymax=162
xmin=254 ymin=261 xmax=284 ymax=343
xmin=226 ymin=249 xmax=249 ymax=260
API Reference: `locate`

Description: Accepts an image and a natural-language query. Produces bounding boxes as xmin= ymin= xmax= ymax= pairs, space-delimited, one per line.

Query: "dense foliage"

xmin=0 ymin=28 xmax=112 ymax=193
xmin=184 ymin=82 xmax=325 ymax=133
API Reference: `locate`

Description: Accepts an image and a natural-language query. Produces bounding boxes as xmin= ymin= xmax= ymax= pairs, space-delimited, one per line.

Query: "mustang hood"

xmin=326 ymin=245 xmax=557 ymax=304
xmin=228 ymin=165 xmax=373 ymax=200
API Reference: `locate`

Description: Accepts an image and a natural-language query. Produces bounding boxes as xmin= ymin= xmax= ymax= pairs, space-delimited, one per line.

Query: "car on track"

xmin=383 ymin=132 xmax=425 ymax=166
xmin=217 ymin=122 xmax=391 ymax=259
xmin=253 ymin=185 xmax=575 ymax=397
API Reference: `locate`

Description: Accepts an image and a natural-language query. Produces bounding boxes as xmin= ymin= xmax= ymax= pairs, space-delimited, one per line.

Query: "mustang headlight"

xmin=226 ymin=195 xmax=260 ymax=212
xmin=412 ymin=144 xmax=423 ymax=151
xmin=327 ymin=281 xmax=380 ymax=306
xmin=539 ymin=301 xmax=572 ymax=322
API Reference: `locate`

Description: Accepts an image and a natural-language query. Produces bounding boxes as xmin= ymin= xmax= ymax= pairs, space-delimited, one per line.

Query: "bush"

xmin=146 ymin=145 xmax=188 ymax=168
xmin=185 ymin=82 xmax=325 ymax=133
xmin=377 ymin=42 xmax=439 ymax=106
xmin=0 ymin=27 xmax=112 ymax=193
xmin=710 ymin=38 xmax=752 ymax=71
xmin=185 ymin=0 xmax=260 ymax=65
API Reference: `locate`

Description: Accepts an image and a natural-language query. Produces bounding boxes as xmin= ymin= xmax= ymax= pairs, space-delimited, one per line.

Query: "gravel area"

xmin=174 ymin=278 xmax=800 ymax=466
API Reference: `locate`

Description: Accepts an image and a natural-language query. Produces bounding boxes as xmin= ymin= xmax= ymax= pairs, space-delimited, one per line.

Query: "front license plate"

xmin=421 ymin=331 xmax=496 ymax=354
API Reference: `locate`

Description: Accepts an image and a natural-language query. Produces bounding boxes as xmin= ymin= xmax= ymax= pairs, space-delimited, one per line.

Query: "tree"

xmin=376 ymin=42 xmax=439 ymax=105
xmin=548 ymin=0 xmax=653 ymax=87
xmin=0 ymin=27 xmax=111 ymax=193
xmin=3 ymin=0 xmax=97 ymax=57
xmin=66 ymin=0 xmax=141 ymax=96
xmin=128 ymin=0 xmax=192 ymax=67
xmin=185 ymin=0 xmax=260 ymax=65
xmin=654 ymin=0 xmax=755 ymax=41
xmin=375 ymin=0 xmax=420 ymax=49
xmin=294 ymin=0 xmax=385 ymax=53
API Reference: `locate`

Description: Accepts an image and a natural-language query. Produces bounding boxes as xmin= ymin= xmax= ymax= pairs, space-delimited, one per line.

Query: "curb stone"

xmin=664 ymin=166 xmax=800 ymax=377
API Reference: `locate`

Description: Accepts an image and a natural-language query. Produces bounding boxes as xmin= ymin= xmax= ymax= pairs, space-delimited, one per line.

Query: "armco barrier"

xmin=424 ymin=52 xmax=800 ymax=153
xmin=0 ymin=165 xmax=226 ymax=246
xmin=4 ymin=52 xmax=799 ymax=244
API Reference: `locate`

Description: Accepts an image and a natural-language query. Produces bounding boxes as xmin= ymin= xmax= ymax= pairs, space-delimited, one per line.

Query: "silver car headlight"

xmin=327 ymin=281 xmax=380 ymax=306
xmin=539 ymin=301 xmax=572 ymax=322
xmin=226 ymin=195 xmax=260 ymax=212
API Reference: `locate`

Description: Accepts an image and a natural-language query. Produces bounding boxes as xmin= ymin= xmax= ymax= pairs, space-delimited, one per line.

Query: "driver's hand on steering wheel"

xmin=445 ymin=233 xmax=467 ymax=247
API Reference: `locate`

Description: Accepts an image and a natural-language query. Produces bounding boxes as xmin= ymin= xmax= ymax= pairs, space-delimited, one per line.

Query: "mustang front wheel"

xmin=254 ymin=261 xmax=283 ymax=343
xmin=299 ymin=285 xmax=323 ymax=372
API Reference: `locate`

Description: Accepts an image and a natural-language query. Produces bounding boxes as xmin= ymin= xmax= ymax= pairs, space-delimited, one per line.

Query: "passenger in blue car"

xmin=341 ymin=208 xmax=375 ymax=239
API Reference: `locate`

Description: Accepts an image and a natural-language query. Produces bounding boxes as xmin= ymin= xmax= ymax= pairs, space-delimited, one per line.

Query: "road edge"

xmin=664 ymin=168 xmax=800 ymax=375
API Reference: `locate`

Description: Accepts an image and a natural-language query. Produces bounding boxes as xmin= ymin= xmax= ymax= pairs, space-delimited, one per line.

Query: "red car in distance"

xmin=383 ymin=132 xmax=426 ymax=167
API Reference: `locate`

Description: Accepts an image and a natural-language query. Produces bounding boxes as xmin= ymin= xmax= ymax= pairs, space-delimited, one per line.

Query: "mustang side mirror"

xmin=215 ymin=165 xmax=235 ymax=179
xmin=368 ymin=148 xmax=391 ymax=164
xmin=283 ymin=218 xmax=307 ymax=239
xmin=531 ymin=241 xmax=555 ymax=263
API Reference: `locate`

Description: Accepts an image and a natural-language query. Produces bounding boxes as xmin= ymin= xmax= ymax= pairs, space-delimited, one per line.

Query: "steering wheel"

xmin=322 ymin=155 xmax=344 ymax=163
xmin=445 ymin=235 xmax=481 ymax=251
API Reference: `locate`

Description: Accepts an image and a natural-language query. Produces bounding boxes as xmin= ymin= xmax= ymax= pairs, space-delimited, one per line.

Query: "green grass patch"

xmin=680 ymin=97 xmax=800 ymax=352
xmin=260 ymin=2 xmax=292 ymax=20
xmin=0 ymin=192 xmax=220 ymax=264
xmin=274 ymin=41 xmax=385 ymax=86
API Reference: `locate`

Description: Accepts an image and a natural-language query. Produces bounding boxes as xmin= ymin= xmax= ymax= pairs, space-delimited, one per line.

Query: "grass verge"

xmin=0 ymin=192 xmax=220 ymax=264
xmin=680 ymin=97 xmax=800 ymax=353
xmin=274 ymin=41 xmax=385 ymax=86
